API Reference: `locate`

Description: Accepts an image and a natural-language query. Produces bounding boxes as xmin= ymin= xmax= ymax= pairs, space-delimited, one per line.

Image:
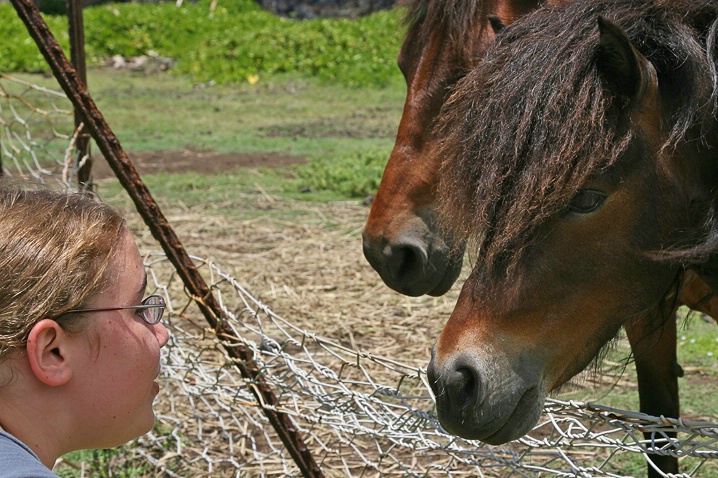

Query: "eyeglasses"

xmin=62 ymin=294 xmax=166 ymax=325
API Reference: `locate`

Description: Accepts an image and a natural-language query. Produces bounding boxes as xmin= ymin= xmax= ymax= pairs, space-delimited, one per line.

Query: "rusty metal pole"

xmin=66 ymin=0 xmax=93 ymax=190
xmin=10 ymin=1 xmax=324 ymax=476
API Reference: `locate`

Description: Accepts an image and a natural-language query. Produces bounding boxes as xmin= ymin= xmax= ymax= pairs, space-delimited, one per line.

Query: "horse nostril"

xmin=447 ymin=367 xmax=478 ymax=409
xmin=429 ymin=352 xmax=485 ymax=415
xmin=391 ymin=242 xmax=427 ymax=282
xmin=395 ymin=245 xmax=415 ymax=277
xmin=361 ymin=237 xmax=427 ymax=281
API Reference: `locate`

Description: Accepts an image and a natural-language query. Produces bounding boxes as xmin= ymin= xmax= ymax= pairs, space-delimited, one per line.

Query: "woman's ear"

xmin=25 ymin=319 xmax=73 ymax=387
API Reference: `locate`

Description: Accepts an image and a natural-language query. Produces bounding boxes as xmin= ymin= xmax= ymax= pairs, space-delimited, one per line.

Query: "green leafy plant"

xmin=0 ymin=6 xmax=68 ymax=72
xmin=295 ymin=149 xmax=389 ymax=198
xmin=0 ymin=0 xmax=404 ymax=87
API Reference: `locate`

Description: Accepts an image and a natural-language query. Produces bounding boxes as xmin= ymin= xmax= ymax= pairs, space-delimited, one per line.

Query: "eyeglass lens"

xmin=142 ymin=295 xmax=165 ymax=324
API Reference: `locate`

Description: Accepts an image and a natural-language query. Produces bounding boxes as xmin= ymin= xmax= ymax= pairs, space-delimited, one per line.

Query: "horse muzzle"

xmin=361 ymin=226 xmax=463 ymax=297
xmin=427 ymin=347 xmax=546 ymax=444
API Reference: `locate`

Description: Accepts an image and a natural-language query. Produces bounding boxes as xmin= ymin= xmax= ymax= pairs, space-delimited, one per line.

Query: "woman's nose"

xmin=154 ymin=321 xmax=169 ymax=347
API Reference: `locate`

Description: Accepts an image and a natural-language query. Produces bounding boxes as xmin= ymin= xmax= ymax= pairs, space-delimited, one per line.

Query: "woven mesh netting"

xmin=2 ymin=73 xmax=718 ymax=478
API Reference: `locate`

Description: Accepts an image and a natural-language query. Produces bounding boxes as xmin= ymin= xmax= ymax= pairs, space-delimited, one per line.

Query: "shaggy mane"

xmin=436 ymin=0 xmax=718 ymax=280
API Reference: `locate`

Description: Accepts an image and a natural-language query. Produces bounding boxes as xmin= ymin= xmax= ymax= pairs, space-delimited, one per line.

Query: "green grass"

xmin=56 ymin=424 xmax=180 ymax=477
xmin=86 ymin=70 xmax=403 ymax=159
xmin=7 ymin=69 xmax=403 ymax=200
xmin=679 ymin=313 xmax=718 ymax=367
xmin=56 ymin=446 xmax=150 ymax=478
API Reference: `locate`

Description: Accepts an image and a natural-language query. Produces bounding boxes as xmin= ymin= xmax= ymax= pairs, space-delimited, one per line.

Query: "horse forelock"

xmin=400 ymin=0 xmax=498 ymax=54
xmin=436 ymin=0 xmax=718 ymax=280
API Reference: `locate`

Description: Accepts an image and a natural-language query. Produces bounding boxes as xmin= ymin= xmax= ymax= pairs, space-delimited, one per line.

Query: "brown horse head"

xmin=362 ymin=0 xmax=543 ymax=296
xmin=428 ymin=0 xmax=718 ymax=444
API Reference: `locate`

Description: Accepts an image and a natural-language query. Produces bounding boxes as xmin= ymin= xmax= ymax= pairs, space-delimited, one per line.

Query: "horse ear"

xmin=595 ymin=16 xmax=652 ymax=102
xmin=488 ymin=15 xmax=506 ymax=35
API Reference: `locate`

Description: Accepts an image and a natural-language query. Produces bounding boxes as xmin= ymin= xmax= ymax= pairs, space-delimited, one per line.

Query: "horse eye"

xmin=568 ymin=189 xmax=607 ymax=214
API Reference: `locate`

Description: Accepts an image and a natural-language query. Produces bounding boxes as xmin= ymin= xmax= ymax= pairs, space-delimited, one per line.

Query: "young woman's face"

xmin=71 ymin=229 xmax=169 ymax=449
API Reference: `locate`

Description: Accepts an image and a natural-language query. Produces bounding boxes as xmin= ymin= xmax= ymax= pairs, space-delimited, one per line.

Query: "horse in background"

xmin=428 ymin=1 xmax=718 ymax=476
xmin=362 ymin=0 xmax=541 ymax=297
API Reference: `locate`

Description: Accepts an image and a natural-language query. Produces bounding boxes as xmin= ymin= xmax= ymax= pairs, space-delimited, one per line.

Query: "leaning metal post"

xmin=9 ymin=1 xmax=324 ymax=476
xmin=66 ymin=0 xmax=93 ymax=190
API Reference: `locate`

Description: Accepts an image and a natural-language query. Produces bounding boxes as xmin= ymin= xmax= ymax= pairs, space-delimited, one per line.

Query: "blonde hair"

xmin=0 ymin=182 xmax=125 ymax=361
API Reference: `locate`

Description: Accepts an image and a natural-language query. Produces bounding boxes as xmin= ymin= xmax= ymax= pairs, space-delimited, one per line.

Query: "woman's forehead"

xmin=99 ymin=229 xmax=145 ymax=300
